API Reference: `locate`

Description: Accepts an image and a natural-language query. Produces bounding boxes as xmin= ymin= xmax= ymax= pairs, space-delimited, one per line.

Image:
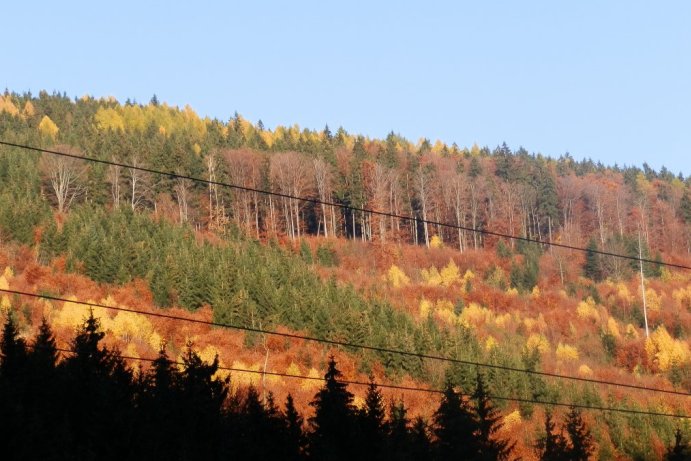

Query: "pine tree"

xmin=564 ymin=406 xmax=594 ymax=461
xmin=433 ymin=383 xmax=478 ymax=459
xmin=583 ymin=238 xmax=602 ymax=282
xmin=309 ymin=355 xmax=357 ymax=461
xmin=679 ymin=190 xmax=691 ymax=223
xmin=284 ymin=394 xmax=305 ymax=461
xmin=666 ymin=428 xmax=690 ymax=461
xmin=473 ymin=373 xmax=515 ymax=460
xmin=359 ymin=378 xmax=386 ymax=460
xmin=0 ymin=313 xmax=27 ymax=380
xmin=535 ymin=411 xmax=567 ymax=461
xmin=410 ymin=416 xmax=432 ymax=461
xmin=388 ymin=399 xmax=413 ymax=461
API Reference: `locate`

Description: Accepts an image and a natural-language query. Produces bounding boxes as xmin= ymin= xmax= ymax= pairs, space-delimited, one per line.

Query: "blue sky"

xmin=4 ymin=1 xmax=690 ymax=175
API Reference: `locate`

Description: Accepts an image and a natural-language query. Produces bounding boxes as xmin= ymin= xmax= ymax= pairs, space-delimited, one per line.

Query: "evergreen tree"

xmin=410 ymin=416 xmax=432 ymax=461
xmin=387 ymin=399 xmax=413 ymax=461
xmin=473 ymin=373 xmax=515 ymax=460
xmin=0 ymin=313 xmax=27 ymax=380
xmin=535 ymin=411 xmax=567 ymax=461
xmin=284 ymin=394 xmax=306 ymax=461
xmin=359 ymin=378 xmax=386 ymax=460
xmin=564 ymin=406 xmax=594 ymax=461
xmin=433 ymin=383 xmax=478 ymax=459
xmin=679 ymin=190 xmax=691 ymax=224
xmin=309 ymin=355 xmax=357 ymax=461
xmin=583 ymin=238 xmax=602 ymax=282
xmin=665 ymin=428 xmax=690 ymax=461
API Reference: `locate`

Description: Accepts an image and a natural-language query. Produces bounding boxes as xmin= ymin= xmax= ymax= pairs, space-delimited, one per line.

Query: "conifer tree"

xmin=564 ymin=406 xmax=594 ymax=461
xmin=535 ymin=411 xmax=567 ymax=461
xmin=666 ymin=428 xmax=690 ymax=461
xmin=583 ymin=238 xmax=602 ymax=282
xmin=0 ymin=313 xmax=27 ymax=380
xmin=473 ymin=373 xmax=515 ymax=460
xmin=359 ymin=378 xmax=386 ymax=460
xmin=433 ymin=383 xmax=478 ymax=459
xmin=284 ymin=394 xmax=305 ymax=461
xmin=309 ymin=355 xmax=357 ymax=461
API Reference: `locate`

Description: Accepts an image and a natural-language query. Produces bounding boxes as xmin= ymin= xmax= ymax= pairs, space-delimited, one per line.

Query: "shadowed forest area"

xmin=3 ymin=312 xmax=643 ymax=461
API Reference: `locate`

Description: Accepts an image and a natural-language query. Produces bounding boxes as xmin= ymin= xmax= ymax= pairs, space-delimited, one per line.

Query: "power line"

xmin=44 ymin=346 xmax=689 ymax=419
xmin=0 ymin=139 xmax=689 ymax=271
xmin=4 ymin=287 xmax=689 ymax=397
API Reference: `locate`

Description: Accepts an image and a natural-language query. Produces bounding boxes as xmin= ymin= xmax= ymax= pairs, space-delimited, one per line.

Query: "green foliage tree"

xmin=583 ymin=238 xmax=602 ymax=282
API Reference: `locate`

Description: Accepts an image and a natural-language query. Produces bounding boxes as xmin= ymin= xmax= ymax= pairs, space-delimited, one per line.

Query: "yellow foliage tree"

xmin=387 ymin=265 xmax=410 ymax=288
xmin=645 ymin=326 xmax=690 ymax=372
xmin=38 ymin=115 xmax=59 ymax=139
xmin=556 ymin=343 xmax=579 ymax=361
xmin=525 ymin=334 xmax=550 ymax=355
xmin=576 ymin=297 xmax=600 ymax=322
xmin=645 ymin=288 xmax=661 ymax=311
xmin=0 ymin=95 xmax=19 ymax=117
xmin=22 ymin=101 xmax=35 ymax=118
xmin=420 ymin=267 xmax=442 ymax=286
xmin=439 ymin=260 xmax=460 ymax=286
xmin=607 ymin=317 xmax=621 ymax=338
xmin=94 ymin=107 xmax=125 ymax=131
xmin=578 ymin=364 xmax=593 ymax=376
xmin=429 ymin=235 xmax=443 ymax=249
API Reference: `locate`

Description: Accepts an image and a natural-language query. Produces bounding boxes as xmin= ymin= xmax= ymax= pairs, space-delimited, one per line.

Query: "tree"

xmin=666 ymin=428 xmax=690 ymax=461
xmin=535 ymin=411 xmax=567 ymax=461
xmin=473 ymin=373 xmax=515 ymax=460
xmin=433 ymin=383 xmax=478 ymax=459
xmin=284 ymin=394 xmax=305 ymax=461
xmin=359 ymin=378 xmax=386 ymax=460
xmin=309 ymin=355 xmax=357 ymax=461
xmin=564 ymin=406 xmax=594 ymax=461
xmin=39 ymin=147 xmax=86 ymax=213
xmin=583 ymin=238 xmax=602 ymax=282
xmin=0 ymin=313 xmax=27 ymax=380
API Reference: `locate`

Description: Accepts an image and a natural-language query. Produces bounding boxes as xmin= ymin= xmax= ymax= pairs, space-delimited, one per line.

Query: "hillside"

xmin=0 ymin=90 xmax=690 ymax=459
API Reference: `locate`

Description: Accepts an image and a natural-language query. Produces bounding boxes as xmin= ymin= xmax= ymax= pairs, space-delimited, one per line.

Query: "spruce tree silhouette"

xmin=473 ymin=372 xmax=515 ymax=460
xmin=285 ymin=393 xmax=306 ymax=461
xmin=138 ymin=344 xmax=184 ymax=460
xmin=309 ymin=355 xmax=357 ymax=461
xmin=359 ymin=378 xmax=387 ymax=460
xmin=61 ymin=310 xmax=135 ymax=460
xmin=433 ymin=383 xmax=478 ymax=460
xmin=563 ymin=406 xmax=594 ymax=461
xmin=410 ymin=416 xmax=432 ymax=461
xmin=0 ymin=312 xmax=27 ymax=379
xmin=665 ymin=428 xmax=690 ymax=461
xmin=0 ymin=313 xmax=29 ymax=459
xmin=535 ymin=411 xmax=567 ymax=461
xmin=177 ymin=341 xmax=228 ymax=460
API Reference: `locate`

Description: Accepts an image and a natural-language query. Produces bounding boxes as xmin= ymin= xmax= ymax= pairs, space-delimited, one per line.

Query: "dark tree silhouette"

xmin=473 ymin=372 xmax=515 ymax=460
xmin=666 ymin=428 xmax=690 ymax=461
xmin=535 ymin=411 xmax=567 ymax=461
xmin=433 ymin=383 xmax=478 ymax=460
xmin=564 ymin=406 xmax=594 ymax=461
xmin=309 ymin=355 xmax=357 ymax=461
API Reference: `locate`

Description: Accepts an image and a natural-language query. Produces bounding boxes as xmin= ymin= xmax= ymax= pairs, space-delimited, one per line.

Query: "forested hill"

xmin=0 ymin=90 xmax=690 ymax=459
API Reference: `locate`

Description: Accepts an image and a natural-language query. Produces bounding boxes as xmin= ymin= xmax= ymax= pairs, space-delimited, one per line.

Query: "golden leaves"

xmin=38 ymin=115 xmax=59 ymax=139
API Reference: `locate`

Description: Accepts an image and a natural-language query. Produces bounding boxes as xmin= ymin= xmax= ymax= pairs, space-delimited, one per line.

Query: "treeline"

xmin=0 ymin=312 xmax=628 ymax=461
xmin=1 ymin=91 xmax=689 ymax=274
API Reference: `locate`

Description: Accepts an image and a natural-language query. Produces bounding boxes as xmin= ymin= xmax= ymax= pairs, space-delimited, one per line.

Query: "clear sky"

xmin=4 ymin=1 xmax=690 ymax=175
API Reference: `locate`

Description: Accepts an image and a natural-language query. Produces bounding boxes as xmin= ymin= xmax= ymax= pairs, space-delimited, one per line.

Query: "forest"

xmin=0 ymin=90 xmax=690 ymax=459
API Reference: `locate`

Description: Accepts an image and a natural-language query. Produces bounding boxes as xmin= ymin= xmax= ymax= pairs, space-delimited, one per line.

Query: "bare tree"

xmin=127 ymin=154 xmax=150 ymax=211
xmin=313 ymin=157 xmax=337 ymax=238
xmin=205 ymin=151 xmax=227 ymax=230
xmin=270 ymin=151 xmax=313 ymax=240
xmin=174 ymin=177 xmax=192 ymax=224
xmin=39 ymin=146 xmax=86 ymax=213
